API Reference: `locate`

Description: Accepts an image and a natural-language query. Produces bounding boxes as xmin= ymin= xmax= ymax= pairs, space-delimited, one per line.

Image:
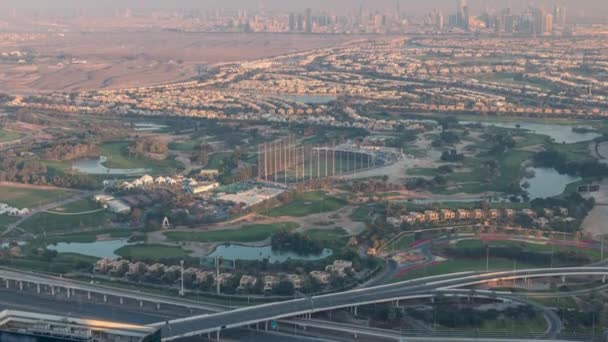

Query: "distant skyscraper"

xmin=305 ymin=8 xmax=312 ymax=33
xmin=289 ymin=13 xmax=296 ymax=32
xmin=297 ymin=14 xmax=304 ymax=31
xmin=457 ymin=0 xmax=467 ymax=28
xmin=395 ymin=0 xmax=401 ymax=21
xmin=544 ymin=13 xmax=553 ymax=34
xmin=463 ymin=5 xmax=470 ymax=31
xmin=436 ymin=12 xmax=444 ymax=31
xmin=504 ymin=14 xmax=514 ymax=33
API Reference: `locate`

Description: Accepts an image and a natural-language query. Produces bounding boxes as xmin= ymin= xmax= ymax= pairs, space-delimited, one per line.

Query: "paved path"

xmin=2 ymin=190 xmax=95 ymax=237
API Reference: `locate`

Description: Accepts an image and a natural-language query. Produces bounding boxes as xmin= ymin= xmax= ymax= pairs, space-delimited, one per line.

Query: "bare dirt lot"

xmin=0 ymin=31 xmax=354 ymax=94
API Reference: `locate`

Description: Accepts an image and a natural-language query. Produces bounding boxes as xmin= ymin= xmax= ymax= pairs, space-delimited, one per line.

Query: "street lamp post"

xmin=179 ymin=260 xmax=184 ymax=296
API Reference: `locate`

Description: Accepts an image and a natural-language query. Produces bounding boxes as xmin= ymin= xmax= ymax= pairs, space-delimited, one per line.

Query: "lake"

xmin=207 ymin=244 xmax=332 ymax=263
xmin=47 ymin=239 xmax=135 ymax=259
xmin=276 ymin=94 xmax=337 ymax=104
xmin=72 ymin=156 xmax=149 ymax=175
xmin=522 ymin=167 xmax=581 ymax=200
xmin=463 ymin=121 xmax=601 ymax=144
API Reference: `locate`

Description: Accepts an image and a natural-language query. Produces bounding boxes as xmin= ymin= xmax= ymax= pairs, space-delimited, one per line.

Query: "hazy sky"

xmin=1 ymin=0 xmax=606 ymax=15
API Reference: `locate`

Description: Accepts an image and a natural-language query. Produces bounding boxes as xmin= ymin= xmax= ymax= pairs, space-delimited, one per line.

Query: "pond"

xmin=72 ymin=156 xmax=150 ymax=175
xmin=463 ymin=121 xmax=601 ymax=144
xmin=207 ymin=244 xmax=332 ymax=263
xmin=47 ymin=239 xmax=135 ymax=259
xmin=521 ymin=167 xmax=581 ymax=200
xmin=276 ymin=94 xmax=337 ymax=104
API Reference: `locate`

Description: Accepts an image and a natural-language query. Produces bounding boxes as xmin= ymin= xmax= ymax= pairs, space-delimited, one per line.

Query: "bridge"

xmin=1 ymin=266 xmax=606 ymax=341
xmin=154 ymin=267 xmax=608 ymax=340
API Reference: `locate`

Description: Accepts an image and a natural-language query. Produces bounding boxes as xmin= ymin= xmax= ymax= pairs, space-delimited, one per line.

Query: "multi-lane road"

xmin=157 ymin=267 xmax=608 ymax=340
xmin=2 ymin=266 xmax=607 ymax=341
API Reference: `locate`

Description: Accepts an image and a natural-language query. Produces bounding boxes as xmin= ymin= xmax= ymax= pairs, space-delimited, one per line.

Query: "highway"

xmin=284 ymin=319 xmax=584 ymax=342
xmin=157 ymin=267 xmax=608 ymax=340
xmin=0 ymin=267 xmax=227 ymax=312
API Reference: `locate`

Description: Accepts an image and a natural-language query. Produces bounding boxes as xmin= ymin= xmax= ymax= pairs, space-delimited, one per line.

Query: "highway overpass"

xmin=155 ymin=267 xmax=608 ymax=340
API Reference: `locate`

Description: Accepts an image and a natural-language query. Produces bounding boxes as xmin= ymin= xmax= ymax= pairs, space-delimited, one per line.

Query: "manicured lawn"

xmin=454 ymin=239 xmax=602 ymax=261
xmin=0 ymin=129 xmax=21 ymax=142
xmin=115 ymin=244 xmax=190 ymax=259
xmin=27 ymin=229 xmax=135 ymax=249
xmin=394 ymin=258 xmax=541 ymax=282
xmin=20 ymin=210 xmax=110 ymax=234
xmin=169 ymin=139 xmax=199 ymax=152
xmin=20 ymin=200 xmax=113 ymax=234
xmin=305 ymin=227 xmax=349 ymax=242
xmin=164 ymin=222 xmax=299 ymax=243
xmin=204 ymin=152 xmax=231 ymax=170
xmin=0 ymin=215 xmax=18 ymax=232
xmin=386 ymin=234 xmax=415 ymax=251
xmin=45 ymin=199 xmax=101 ymax=213
xmin=268 ymin=191 xmax=346 ymax=217
xmin=99 ymin=141 xmax=184 ymax=173
xmin=7 ymin=253 xmax=98 ymax=274
xmin=0 ymin=184 xmax=74 ymax=208
xmin=350 ymin=206 xmax=371 ymax=222
xmin=466 ymin=315 xmax=547 ymax=333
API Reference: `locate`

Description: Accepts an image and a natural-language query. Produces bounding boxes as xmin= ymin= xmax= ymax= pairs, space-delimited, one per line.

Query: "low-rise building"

xmin=441 ymin=209 xmax=456 ymax=220
xmin=473 ymin=209 xmax=484 ymax=220
xmin=488 ymin=209 xmax=500 ymax=220
xmin=325 ymin=260 xmax=353 ymax=277
xmin=239 ymin=275 xmax=258 ymax=289
xmin=310 ymin=271 xmax=331 ymax=285
xmin=425 ymin=210 xmax=440 ymax=222
xmin=285 ymin=274 xmax=303 ymax=289
xmin=263 ymin=275 xmax=280 ymax=292
xmin=217 ymin=273 xmax=233 ymax=287
xmin=522 ymin=209 xmax=536 ymax=218
xmin=457 ymin=209 xmax=470 ymax=220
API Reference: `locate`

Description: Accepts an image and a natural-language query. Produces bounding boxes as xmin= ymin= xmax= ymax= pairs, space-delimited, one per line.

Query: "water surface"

xmin=207 ymin=244 xmax=332 ymax=263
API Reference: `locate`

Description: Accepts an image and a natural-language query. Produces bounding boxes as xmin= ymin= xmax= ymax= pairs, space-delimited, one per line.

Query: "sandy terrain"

xmin=0 ymin=31 xmax=355 ymax=94
xmin=581 ymin=180 xmax=608 ymax=237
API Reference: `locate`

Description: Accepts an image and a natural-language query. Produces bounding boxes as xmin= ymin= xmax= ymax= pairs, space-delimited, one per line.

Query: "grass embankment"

xmin=115 ymin=244 xmax=191 ymax=259
xmin=99 ymin=141 xmax=184 ymax=173
xmin=3 ymin=253 xmax=99 ymax=274
xmin=0 ymin=129 xmax=22 ymax=142
xmin=20 ymin=200 xmax=112 ymax=234
xmin=164 ymin=222 xmax=299 ymax=243
xmin=350 ymin=205 xmax=371 ymax=222
xmin=0 ymin=184 xmax=74 ymax=208
xmin=394 ymin=258 xmax=540 ymax=282
xmin=456 ymin=239 xmax=601 ymax=261
xmin=268 ymin=191 xmax=346 ymax=217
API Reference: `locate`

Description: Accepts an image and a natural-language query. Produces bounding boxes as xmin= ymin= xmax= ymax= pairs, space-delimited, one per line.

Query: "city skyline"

xmin=0 ymin=0 xmax=602 ymax=16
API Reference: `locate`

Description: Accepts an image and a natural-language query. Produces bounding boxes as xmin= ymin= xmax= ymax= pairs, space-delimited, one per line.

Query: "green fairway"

xmin=0 ymin=215 xmax=18 ymax=232
xmin=394 ymin=257 xmax=541 ymax=282
xmin=7 ymin=253 xmax=98 ymax=274
xmin=0 ymin=185 xmax=75 ymax=208
xmin=169 ymin=139 xmax=200 ymax=152
xmin=115 ymin=244 xmax=190 ymax=259
xmin=350 ymin=205 xmax=371 ymax=222
xmin=304 ymin=227 xmax=349 ymax=242
xmin=0 ymin=129 xmax=22 ymax=142
xmin=268 ymin=191 xmax=346 ymax=217
xmin=455 ymin=239 xmax=601 ymax=261
xmin=164 ymin=222 xmax=299 ymax=243
xmin=20 ymin=200 xmax=113 ymax=234
xmin=385 ymin=234 xmax=415 ymax=251
xmin=99 ymin=141 xmax=183 ymax=173
xmin=204 ymin=152 xmax=232 ymax=170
